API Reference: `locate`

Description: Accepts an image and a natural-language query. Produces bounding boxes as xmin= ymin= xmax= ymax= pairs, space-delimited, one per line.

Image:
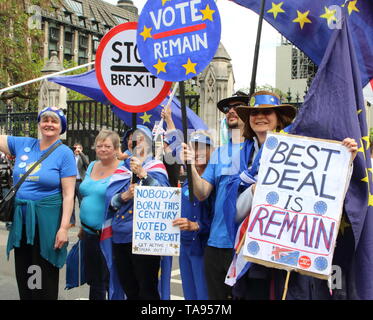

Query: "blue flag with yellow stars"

xmin=289 ymin=15 xmax=373 ymax=299
xmin=49 ymin=69 xmax=207 ymax=131
xmin=231 ymin=0 xmax=373 ymax=87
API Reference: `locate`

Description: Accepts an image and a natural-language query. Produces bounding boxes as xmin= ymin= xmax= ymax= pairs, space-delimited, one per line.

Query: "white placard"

xmin=242 ymin=132 xmax=352 ymax=279
xmin=133 ymin=186 xmax=181 ymax=256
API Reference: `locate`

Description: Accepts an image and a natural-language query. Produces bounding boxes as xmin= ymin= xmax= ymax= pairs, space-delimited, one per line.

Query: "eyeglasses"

xmin=250 ymin=109 xmax=274 ymax=116
xmin=223 ymin=103 xmax=245 ymax=113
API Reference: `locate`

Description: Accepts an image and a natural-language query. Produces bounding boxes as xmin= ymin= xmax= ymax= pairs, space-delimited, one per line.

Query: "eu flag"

xmin=49 ymin=69 xmax=207 ymax=131
xmin=289 ymin=15 xmax=373 ymax=299
xmin=231 ymin=0 xmax=373 ymax=87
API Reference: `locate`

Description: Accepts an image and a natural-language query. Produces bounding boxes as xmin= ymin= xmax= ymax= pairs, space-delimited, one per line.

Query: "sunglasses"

xmin=223 ymin=103 xmax=245 ymax=113
xmin=250 ymin=109 xmax=275 ymax=116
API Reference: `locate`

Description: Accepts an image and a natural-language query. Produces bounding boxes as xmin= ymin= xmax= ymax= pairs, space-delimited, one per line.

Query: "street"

xmin=0 ymin=217 xmax=184 ymax=300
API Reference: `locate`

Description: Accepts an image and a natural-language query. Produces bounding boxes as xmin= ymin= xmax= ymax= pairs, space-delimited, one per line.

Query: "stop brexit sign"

xmin=96 ymin=22 xmax=172 ymax=113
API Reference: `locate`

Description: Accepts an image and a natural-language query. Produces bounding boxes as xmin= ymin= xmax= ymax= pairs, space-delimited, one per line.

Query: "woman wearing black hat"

xmin=0 ymin=106 xmax=76 ymax=300
xmin=224 ymin=91 xmax=357 ymax=300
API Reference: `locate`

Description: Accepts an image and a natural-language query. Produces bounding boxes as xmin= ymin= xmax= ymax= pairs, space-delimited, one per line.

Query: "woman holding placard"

xmin=225 ymin=91 xmax=358 ymax=300
xmin=106 ymin=125 xmax=170 ymax=300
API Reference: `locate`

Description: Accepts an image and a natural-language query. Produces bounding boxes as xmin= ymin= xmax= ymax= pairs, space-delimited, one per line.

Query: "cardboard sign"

xmin=96 ymin=22 xmax=172 ymax=112
xmin=133 ymin=186 xmax=181 ymax=256
xmin=136 ymin=0 xmax=221 ymax=82
xmin=242 ymin=133 xmax=353 ymax=279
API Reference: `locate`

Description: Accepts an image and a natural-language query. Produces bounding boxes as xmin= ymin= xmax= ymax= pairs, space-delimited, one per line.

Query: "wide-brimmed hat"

xmin=236 ymin=91 xmax=297 ymax=123
xmin=37 ymin=107 xmax=67 ymax=134
xmin=217 ymin=91 xmax=250 ymax=114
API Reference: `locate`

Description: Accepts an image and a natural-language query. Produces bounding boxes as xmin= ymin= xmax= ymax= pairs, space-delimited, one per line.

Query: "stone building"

xmin=41 ymin=0 xmax=138 ymax=65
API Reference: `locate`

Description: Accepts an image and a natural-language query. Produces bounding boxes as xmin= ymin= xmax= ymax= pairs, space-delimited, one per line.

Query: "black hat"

xmin=217 ymin=91 xmax=250 ymax=114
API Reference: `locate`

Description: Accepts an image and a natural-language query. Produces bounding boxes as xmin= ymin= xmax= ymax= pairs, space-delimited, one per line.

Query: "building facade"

xmin=276 ymin=37 xmax=317 ymax=102
xmin=41 ymin=0 xmax=138 ymax=66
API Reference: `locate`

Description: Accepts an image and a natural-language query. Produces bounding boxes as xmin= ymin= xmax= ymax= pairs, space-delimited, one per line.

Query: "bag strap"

xmin=11 ymin=141 xmax=63 ymax=194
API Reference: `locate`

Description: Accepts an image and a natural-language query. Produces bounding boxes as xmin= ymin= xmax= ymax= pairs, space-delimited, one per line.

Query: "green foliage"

xmin=0 ymin=0 xmax=53 ymax=109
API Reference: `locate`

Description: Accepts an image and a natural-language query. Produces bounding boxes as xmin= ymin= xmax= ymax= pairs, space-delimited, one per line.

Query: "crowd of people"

xmin=0 ymin=91 xmax=359 ymax=300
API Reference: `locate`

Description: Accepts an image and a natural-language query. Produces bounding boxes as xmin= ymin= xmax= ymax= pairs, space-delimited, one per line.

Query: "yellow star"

xmin=348 ymin=0 xmax=359 ymax=15
xmin=293 ymin=10 xmax=312 ymax=30
xmin=182 ymin=58 xmax=197 ymax=75
xmin=267 ymin=2 xmax=285 ymax=19
xmin=362 ymin=136 xmax=370 ymax=150
xmin=200 ymin=4 xmax=215 ymax=21
xmin=339 ymin=215 xmax=351 ymax=236
xmin=153 ymin=58 xmax=167 ymax=74
xmin=320 ymin=6 xmax=337 ymax=25
xmin=140 ymin=112 xmax=152 ymax=124
xmin=369 ymin=193 xmax=373 ymax=206
xmin=139 ymin=25 xmax=152 ymax=41
xmin=161 ymin=0 xmax=171 ymax=5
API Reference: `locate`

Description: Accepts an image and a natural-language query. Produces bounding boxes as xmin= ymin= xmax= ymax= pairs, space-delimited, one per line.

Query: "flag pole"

xmin=249 ymin=0 xmax=266 ymax=96
xmin=179 ymin=81 xmax=194 ymax=202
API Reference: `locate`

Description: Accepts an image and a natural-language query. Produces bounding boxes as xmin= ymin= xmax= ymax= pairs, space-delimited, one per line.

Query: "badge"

xmin=24 ymin=147 xmax=31 ymax=153
xmin=20 ymin=155 xmax=29 ymax=161
xmin=18 ymin=162 xmax=27 ymax=169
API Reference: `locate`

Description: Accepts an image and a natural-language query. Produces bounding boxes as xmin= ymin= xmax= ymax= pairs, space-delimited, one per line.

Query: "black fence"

xmin=66 ymin=95 xmax=200 ymax=161
xmin=0 ymin=112 xmax=38 ymax=137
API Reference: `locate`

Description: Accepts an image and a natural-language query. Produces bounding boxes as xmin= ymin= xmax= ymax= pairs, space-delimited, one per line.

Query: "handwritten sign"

xmin=133 ymin=186 xmax=181 ymax=256
xmin=96 ymin=22 xmax=172 ymax=112
xmin=136 ymin=0 xmax=221 ymax=82
xmin=242 ymin=133 xmax=352 ymax=279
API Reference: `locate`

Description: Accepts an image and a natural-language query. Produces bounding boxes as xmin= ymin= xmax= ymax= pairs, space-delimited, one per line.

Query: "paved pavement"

xmin=0 ymin=217 xmax=184 ymax=300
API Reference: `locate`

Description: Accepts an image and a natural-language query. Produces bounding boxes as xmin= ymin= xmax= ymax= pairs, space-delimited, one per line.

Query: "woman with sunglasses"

xmin=224 ymin=91 xmax=357 ymax=300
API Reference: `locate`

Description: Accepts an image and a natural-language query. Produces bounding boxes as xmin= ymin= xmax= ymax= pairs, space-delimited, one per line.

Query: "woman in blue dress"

xmin=172 ymin=130 xmax=215 ymax=300
xmin=78 ymin=129 xmax=123 ymax=300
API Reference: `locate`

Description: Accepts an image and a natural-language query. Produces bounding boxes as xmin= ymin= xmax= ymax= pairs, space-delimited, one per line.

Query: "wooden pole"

xmin=249 ymin=0 xmax=266 ymax=96
xmin=282 ymin=270 xmax=291 ymax=300
xmin=179 ymin=81 xmax=194 ymax=202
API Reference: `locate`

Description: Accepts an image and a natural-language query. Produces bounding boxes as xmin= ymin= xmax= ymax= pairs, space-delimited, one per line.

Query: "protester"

xmin=227 ymin=91 xmax=358 ymax=299
xmin=118 ymin=128 xmax=134 ymax=161
xmin=106 ymin=125 xmax=170 ymax=300
xmin=78 ymin=130 xmax=123 ymax=300
xmin=182 ymin=92 xmax=249 ymax=300
xmin=161 ymin=106 xmax=183 ymax=187
xmin=71 ymin=142 xmax=89 ymax=227
xmin=0 ymin=106 xmax=76 ymax=300
xmin=173 ymin=130 xmax=214 ymax=300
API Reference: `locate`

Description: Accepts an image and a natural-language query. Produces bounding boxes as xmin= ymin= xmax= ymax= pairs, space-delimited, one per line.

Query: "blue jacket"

xmin=180 ymin=180 xmax=214 ymax=256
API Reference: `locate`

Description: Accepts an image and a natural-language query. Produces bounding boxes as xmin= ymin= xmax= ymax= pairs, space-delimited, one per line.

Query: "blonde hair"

xmin=94 ymin=129 xmax=120 ymax=150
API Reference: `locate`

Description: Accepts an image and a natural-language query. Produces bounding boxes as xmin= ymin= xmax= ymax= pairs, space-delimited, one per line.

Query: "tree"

xmin=0 ymin=0 xmax=54 ymax=110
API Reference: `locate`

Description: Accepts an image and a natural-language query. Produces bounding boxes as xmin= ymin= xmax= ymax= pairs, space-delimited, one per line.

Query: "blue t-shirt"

xmin=8 ymin=136 xmax=76 ymax=201
xmin=202 ymin=142 xmax=244 ymax=248
xmin=79 ymin=160 xmax=123 ymax=233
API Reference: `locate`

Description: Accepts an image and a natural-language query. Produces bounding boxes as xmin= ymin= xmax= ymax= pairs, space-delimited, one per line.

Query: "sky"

xmin=105 ymin=0 xmax=281 ymax=92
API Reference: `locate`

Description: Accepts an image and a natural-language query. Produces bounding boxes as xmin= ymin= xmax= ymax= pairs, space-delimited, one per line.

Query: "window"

xmin=112 ymin=15 xmax=129 ymax=25
xmin=64 ymin=0 xmax=83 ymax=16
xmin=92 ymin=36 xmax=100 ymax=53
xmin=79 ymin=17 xmax=86 ymax=28
xmin=49 ymin=27 xmax=59 ymax=41
xmin=79 ymin=35 xmax=88 ymax=48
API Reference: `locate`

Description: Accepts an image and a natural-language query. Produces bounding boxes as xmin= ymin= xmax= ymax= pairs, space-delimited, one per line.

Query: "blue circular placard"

xmin=247 ymin=241 xmax=260 ymax=256
xmin=137 ymin=0 xmax=221 ymax=82
xmin=314 ymin=201 xmax=328 ymax=215
xmin=265 ymin=136 xmax=279 ymax=150
xmin=314 ymin=256 xmax=328 ymax=271
xmin=266 ymin=191 xmax=279 ymax=205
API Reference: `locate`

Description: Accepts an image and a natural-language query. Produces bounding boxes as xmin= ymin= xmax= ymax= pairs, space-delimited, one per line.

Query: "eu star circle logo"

xmin=137 ymin=0 xmax=221 ymax=82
